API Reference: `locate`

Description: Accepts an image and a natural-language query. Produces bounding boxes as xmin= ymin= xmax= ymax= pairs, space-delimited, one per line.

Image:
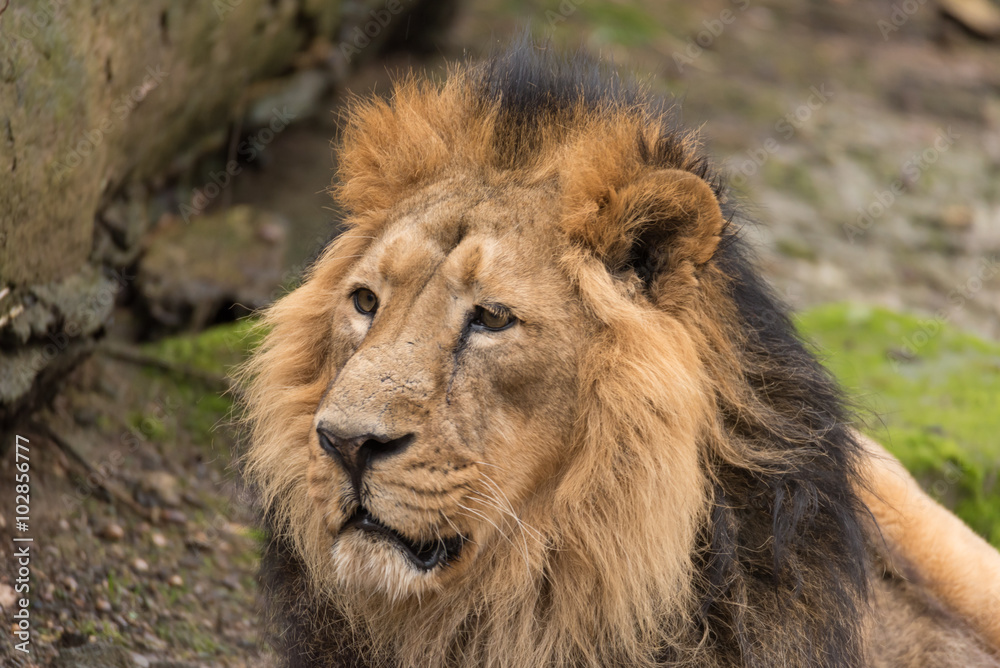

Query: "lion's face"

xmin=306 ymin=180 xmax=584 ymax=597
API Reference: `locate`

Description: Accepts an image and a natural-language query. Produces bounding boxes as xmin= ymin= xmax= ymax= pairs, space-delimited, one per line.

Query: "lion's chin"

xmin=329 ymin=507 xmax=465 ymax=598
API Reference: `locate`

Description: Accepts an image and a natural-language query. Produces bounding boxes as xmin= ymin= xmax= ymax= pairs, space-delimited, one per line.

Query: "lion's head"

xmin=241 ymin=45 xmax=871 ymax=667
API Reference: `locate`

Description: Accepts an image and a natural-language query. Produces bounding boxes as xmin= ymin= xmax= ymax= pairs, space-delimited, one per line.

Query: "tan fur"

xmin=857 ymin=433 xmax=1000 ymax=650
xmin=240 ymin=55 xmax=1000 ymax=667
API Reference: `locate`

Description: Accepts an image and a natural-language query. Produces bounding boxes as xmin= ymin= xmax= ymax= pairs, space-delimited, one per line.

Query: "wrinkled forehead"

xmin=351 ymin=182 xmax=561 ymax=291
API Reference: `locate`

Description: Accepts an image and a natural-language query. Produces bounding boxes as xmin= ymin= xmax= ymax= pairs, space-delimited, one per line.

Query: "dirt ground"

xmin=2 ymin=0 xmax=999 ymax=665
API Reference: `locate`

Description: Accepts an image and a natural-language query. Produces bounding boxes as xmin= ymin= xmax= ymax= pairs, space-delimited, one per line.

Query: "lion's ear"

xmin=608 ymin=168 xmax=724 ymax=291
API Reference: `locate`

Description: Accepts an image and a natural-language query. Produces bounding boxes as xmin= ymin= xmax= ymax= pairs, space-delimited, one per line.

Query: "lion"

xmin=239 ymin=44 xmax=1000 ymax=667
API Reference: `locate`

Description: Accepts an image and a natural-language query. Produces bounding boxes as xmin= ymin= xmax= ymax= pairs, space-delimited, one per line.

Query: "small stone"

xmin=257 ymin=221 xmax=287 ymax=245
xmin=40 ymin=583 xmax=55 ymax=602
xmin=140 ymin=631 xmax=168 ymax=651
xmin=887 ymin=347 xmax=918 ymax=363
xmin=58 ymin=518 xmax=71 ymax=531
xmin=95 ymin=597 xmax=112 ymax=612
xmin=167 ymin=574 xmax=184 ymax=587
xmin=162 ymin=509 xmax=187 ymax=525
xmin=73 ymin=407 xmax=97 ymax=426
xmin=0 ymin=583 xmax=16 ymax=609
xmin=181 ymin=490 xmax=205 ymax=508
xmin=136 ymin=471 xmax=182 ymax=508
xmin=151 ymin=532 xmax=168 ymax=548
xmin=184 ymin=531 xmax=212 ymax=552
xmin=131 ymin=653 xmax=151 ymax=668
xmin=132 ymin=558 xmax=150 ymax=573
xmin=100 ymin=522 xmax=125 ymax=541
xmin=940 ymin=204 xmax=974 ymax=230
xmin=61 ymin=576 xmax=79 ymax=594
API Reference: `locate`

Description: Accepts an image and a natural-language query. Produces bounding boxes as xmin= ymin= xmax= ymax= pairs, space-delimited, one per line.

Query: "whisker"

xmin=476 ymin=472 xmax=545 ymax=542
xmin=456 ymin=504 xmax=531 ymax=572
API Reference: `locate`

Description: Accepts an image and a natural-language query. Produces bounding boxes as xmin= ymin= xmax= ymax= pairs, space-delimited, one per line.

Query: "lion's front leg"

xmin=856 ymin=432 xmax=1000 ymax=658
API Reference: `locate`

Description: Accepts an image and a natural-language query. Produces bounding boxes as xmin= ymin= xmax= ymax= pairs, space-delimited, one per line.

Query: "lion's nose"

xmin=316 ymin=425 xmax=415 ymax=491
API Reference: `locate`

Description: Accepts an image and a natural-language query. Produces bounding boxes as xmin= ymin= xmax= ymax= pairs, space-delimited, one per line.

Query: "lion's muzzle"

xmin=316 ymin=425 xmax=415 ymax=494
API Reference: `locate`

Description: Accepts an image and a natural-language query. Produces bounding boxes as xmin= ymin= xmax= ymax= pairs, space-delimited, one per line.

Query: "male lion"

xmin=240 ymin=45 xmax=1000 ymax=667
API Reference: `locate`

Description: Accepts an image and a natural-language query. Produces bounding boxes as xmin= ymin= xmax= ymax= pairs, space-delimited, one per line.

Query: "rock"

xmin=167 ymin=574 xmax=184 ymax=587
xmin=40 ymin=582 xmax=56 ymax=601
xmin=181 ymin=490 xmax=205 ymax=509
xmin=0 ymin=583 xmax=16 ymax=609
xmin=184 ymin=531 xmax=213 ymax=552
xmin=61 ymin=575 xmax=79 ymax=594
xmin=52 ymin=642 xmax=133 ymax=668
xmin=137 ymin=207 xmax=288 ymax=332
xmin=131 ymin=654 xmax=152 ymax=668
xmin=162 ymin=509 xmax=187 ymax=525
xmin=940 ymin=204 xmax=975 ymax=231
xmin=151 ymin=532 xmax=168 ymax=548
xmin=132 ymin=558 xmax=150 ymax=573
xmin=938 ymin=0 xmax=1000 ymax=37
xmin=0 ymin=264 xmax=116 ymax=425
xmin=139 ymin=631 xmax=168 ymax=652
xmin=100 ymin=522 xmax=126 ymax=542
xmin=95 ymin=597 xmax=113 ymax=613
xmin=136 ymin=470 xmax=182 ymax=507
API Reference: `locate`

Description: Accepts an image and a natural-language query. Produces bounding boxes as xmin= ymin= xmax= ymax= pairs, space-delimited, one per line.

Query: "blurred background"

xmin=1 ymin=0 xmax=998 ymax=665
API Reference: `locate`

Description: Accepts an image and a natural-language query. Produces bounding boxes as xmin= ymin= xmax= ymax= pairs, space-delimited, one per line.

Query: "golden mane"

xmin=239 ymin=45 xmax=999 ymax=668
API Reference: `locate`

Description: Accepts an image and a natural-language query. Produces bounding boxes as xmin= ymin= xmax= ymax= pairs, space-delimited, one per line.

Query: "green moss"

xmin=128 ymin=411 xmax=170 ymax=442
xmin=796 ymin=303 xmax=1000 ymax=546
xmin=580 ymin=3 xmax=659 ymax=46
xmin=775 ymin=237 xmax=818 ymax=261
xmin=142 ymin=317 xmax=264 ymax=378
xmin=761 ymin=159 xmax=821 ymax=205
xmin=127 ymin=319 xmax=266 ymax=447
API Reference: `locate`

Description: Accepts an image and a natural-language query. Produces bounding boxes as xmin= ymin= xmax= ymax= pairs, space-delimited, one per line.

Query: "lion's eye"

xmin=472 ymin=304 xmax=515 ymax=331
xmin=353 ymin=288 xmax=378 ymax=315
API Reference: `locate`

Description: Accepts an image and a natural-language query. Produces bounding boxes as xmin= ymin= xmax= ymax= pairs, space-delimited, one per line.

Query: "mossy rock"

xmin=797 ymin=303 xmax=1000 ymax=547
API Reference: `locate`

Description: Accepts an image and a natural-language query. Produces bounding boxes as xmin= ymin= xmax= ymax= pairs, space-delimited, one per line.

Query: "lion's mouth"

xmin=342 ymin=506 xmax=464 ymax=571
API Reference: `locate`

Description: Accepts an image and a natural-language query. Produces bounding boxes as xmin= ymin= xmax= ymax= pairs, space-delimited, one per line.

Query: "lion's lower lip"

xmin=343 ymin=507 xmax=463 ymax=571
